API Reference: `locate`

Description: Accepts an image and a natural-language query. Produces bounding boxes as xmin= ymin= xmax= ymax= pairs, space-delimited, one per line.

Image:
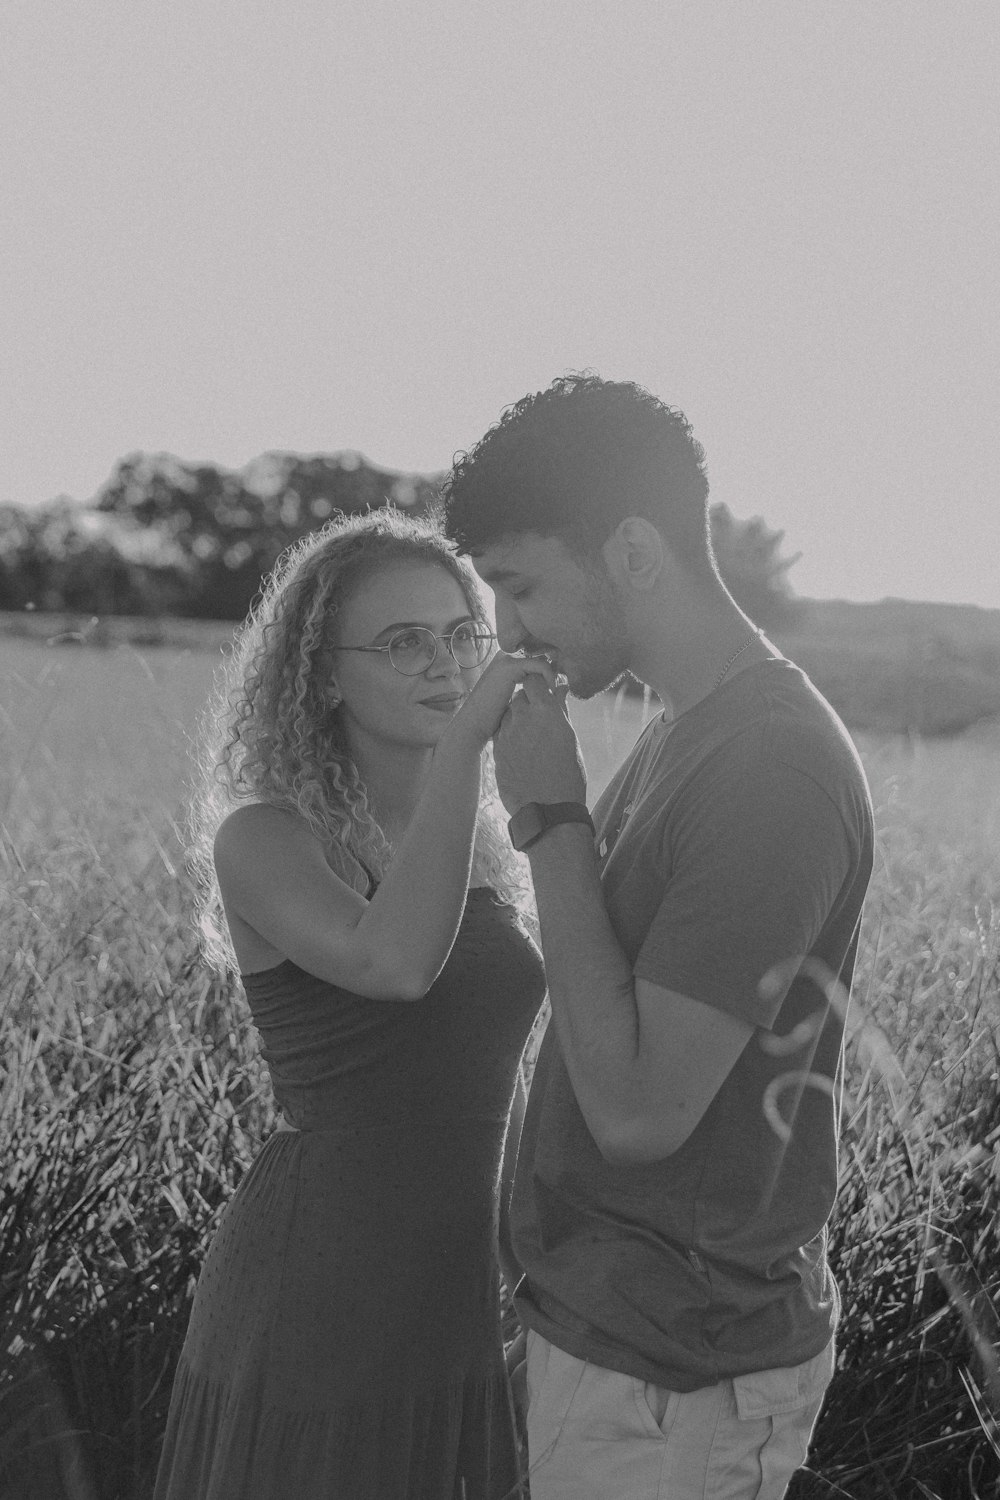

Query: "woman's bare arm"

xmin=214 ymin=653 xmax=551 ymax=999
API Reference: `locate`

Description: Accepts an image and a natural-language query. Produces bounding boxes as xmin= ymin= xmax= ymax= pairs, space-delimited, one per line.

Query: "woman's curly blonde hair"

xmin=189 ymin=507 xmax=531 ymax=973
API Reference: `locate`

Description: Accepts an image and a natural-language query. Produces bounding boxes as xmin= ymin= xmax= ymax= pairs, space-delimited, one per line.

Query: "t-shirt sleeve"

xmin=632 ymin=744 xmax=855 ymax=1029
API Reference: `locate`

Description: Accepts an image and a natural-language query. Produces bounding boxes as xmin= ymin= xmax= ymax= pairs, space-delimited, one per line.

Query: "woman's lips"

xmin=420 ymin=693 xmax=464 ymax=710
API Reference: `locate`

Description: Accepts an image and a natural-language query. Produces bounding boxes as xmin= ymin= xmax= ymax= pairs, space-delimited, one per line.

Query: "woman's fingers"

xmin=457 ymin=651 xmax=559 ymax=744
xmin=503 ymin=651 xmax=557 ymax=688
xmin=476 ymin=653 xmax=548 ymax=699
xmin=504 ymin=1328 xmax=523 ymax=1369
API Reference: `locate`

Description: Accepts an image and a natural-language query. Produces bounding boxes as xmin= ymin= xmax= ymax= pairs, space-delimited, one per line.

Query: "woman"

xmin=154 ymin=508 xmax=549 ymax=1500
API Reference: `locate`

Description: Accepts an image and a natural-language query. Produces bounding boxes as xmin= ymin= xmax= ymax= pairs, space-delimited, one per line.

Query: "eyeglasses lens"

xmin=388 ymin=630 xmax=437 ymax=674
xmin=450 ymin=623 xmax=493 ymax=668
xmin=386 ymin=625 xmax=494 ymax=675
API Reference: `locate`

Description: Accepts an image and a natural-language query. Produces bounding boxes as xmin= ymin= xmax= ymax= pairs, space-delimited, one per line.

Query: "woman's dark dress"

xmin=154 ymin=889 xmax=544 ymax=1500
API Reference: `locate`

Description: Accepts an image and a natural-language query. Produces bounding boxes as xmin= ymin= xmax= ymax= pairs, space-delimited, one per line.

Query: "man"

xmin=442 ymin=375 xmax=874 ymax=1500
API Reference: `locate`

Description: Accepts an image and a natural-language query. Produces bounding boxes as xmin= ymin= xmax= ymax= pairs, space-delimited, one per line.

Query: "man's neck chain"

xmin=714 ymin=628 xmax=759 ymax=691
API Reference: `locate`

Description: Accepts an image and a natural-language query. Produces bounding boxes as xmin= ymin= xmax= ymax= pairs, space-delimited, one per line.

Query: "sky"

xmin=2 ymin=0 xmax=997 ymax=608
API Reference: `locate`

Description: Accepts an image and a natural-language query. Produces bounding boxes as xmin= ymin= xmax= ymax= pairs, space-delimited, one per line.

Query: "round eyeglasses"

xmin=335 ymin=621 xmax=496 ymax=676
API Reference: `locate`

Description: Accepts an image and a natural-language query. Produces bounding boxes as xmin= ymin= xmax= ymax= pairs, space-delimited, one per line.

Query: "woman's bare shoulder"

xmin=214 ymin=803 xmax=319 ymax=867
xmin=213 ymin=804 xmax=368 ymax=891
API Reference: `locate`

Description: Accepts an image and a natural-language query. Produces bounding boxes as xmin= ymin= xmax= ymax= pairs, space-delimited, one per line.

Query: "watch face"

xmin=508 ymin=803 xmax=545 ymax=852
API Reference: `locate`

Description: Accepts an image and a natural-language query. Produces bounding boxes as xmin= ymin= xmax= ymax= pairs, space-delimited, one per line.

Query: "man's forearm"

xmin=526 ymin=823 xmax=642 ymax=1151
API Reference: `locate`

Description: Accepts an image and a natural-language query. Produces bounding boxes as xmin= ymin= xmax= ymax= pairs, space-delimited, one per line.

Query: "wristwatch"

xmin=507 ymin=801 xmax=595 ymax=853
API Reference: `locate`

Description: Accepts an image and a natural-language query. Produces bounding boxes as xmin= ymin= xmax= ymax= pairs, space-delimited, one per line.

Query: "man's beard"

xmin=564 ymin=568 xmax=631 ymax=700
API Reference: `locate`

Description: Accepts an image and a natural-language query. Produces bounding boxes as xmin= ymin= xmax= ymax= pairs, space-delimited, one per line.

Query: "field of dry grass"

xmin=1 ymin=635 xmax=998 ymax=1498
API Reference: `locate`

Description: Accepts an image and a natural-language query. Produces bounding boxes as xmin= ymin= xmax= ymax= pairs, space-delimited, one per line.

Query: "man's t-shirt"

xmin=510 ymin=659 xmax=874 ymax=1390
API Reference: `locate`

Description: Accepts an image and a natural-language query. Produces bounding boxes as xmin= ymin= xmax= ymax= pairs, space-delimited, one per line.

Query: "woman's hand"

xmin=448 ymin=652 xmax=557 ymax=748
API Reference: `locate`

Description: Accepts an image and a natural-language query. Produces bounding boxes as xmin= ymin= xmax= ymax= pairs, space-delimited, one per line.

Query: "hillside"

xmin=773 ymin=597 xmax=1000 ymax=734
xmin=790 ymin=597 xmax=1000 ymax=651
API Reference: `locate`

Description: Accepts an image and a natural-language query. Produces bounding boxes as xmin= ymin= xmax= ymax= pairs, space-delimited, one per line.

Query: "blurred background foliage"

xmin=0 ymin=453 xmax=441 ymax=622
xmin=0 ymin=450 xmax=800 ymax=628
xmin=2 ymin=449 xmax=999 ymax=735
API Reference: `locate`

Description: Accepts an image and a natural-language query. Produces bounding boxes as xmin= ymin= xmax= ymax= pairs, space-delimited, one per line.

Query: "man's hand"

xmin=505 ymin=1326 xmax=528 ymax=1441
xmin=493 ymin=676 xmax=588 ymax=814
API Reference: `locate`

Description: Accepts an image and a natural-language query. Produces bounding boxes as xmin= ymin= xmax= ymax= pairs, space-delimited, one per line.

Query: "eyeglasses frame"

xmin=333 ymin=622 xmax=496 ymax=677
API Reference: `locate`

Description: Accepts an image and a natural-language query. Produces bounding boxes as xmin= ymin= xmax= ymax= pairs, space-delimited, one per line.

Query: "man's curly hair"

xmin=443 ymin=373 xmax=715 ymax=576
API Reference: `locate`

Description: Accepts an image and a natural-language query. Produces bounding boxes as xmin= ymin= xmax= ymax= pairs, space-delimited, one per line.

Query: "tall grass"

xmin=1 ymin=640 xmax=998 ymax=1499
xmin=796 ymin=730 xmax=1000 ymax=1498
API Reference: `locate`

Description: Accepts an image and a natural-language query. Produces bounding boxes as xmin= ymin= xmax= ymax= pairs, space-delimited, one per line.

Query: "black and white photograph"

xmin=1 ymin=4 xmax=998 ymax=1498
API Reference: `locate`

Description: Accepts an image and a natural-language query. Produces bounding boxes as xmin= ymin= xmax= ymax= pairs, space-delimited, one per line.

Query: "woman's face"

xmin=330 ymin=561 xmax=485 ymax=755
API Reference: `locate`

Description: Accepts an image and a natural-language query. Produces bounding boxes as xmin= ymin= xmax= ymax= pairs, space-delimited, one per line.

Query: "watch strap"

xmin=507 ymin=801 xmax=595 ymax=853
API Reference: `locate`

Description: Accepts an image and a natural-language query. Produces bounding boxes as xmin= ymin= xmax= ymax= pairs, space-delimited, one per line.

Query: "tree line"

xmin=0 ymin=451 xmax=802 ymax=628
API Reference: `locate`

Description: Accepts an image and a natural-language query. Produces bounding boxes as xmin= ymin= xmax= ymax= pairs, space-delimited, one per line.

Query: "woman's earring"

xmin=329 ymin=689 xmax=342 ymax=708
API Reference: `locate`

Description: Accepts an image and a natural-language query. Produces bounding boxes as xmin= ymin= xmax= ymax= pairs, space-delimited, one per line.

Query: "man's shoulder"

xmin=593 ymin=663 xmax=871 ymax=832
xmin=644 ymin=661 xmax=871 ymax=834
xmin=748 ymin=664 xmax=870 ymax=804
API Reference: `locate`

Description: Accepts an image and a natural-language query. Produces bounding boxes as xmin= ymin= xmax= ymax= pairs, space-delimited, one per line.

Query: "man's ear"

xmin=602 ymin=517 xmax=665 ymax=592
